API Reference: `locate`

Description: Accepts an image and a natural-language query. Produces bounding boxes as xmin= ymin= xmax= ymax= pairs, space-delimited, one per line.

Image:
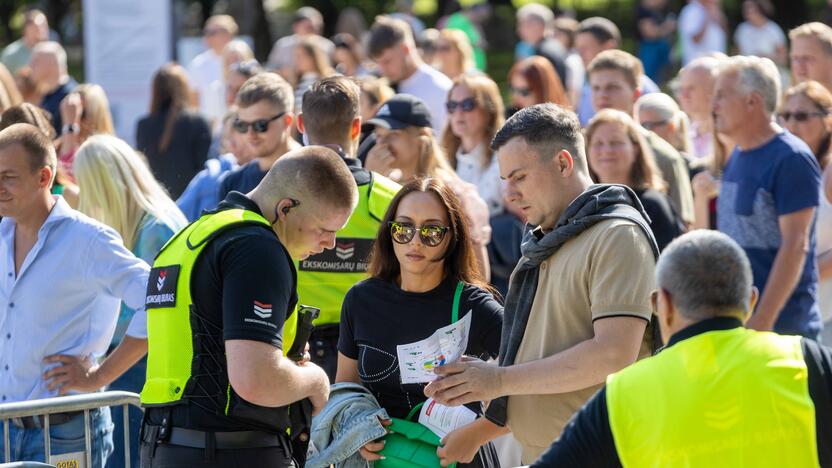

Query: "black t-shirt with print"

xmin=338 ymin=276 xmax=503 ymax=419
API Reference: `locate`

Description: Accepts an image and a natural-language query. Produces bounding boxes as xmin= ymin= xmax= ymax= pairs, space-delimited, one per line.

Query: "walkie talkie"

xmin=285 ymin=304 xmax=320 ymax=466
xmin=286 ymin=305 xmax=320 ymax=362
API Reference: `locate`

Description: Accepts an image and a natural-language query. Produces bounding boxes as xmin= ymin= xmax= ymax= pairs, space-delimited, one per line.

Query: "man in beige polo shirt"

xmin=426 ymin=103 xmax=658 ymax=464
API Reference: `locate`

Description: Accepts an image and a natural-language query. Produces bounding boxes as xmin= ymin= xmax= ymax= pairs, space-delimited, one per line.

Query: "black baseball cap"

xmin=367 ymin=94 xmax=433 ymax=130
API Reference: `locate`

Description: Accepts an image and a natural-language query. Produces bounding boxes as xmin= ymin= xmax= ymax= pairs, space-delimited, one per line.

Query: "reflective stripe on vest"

xmin=607 ymin=327 xmax=819 ymax=467
xmin=295 ymin=172 xmax=398 ymax=325
xmin=141 ymin=208 xmax=298 ymax=406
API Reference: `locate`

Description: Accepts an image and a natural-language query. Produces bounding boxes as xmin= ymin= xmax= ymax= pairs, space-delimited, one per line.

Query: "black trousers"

xmin=309 ymin=325 xmax=339 ymax=382
xmin=139 ymin=441 xmax=295 ymax=468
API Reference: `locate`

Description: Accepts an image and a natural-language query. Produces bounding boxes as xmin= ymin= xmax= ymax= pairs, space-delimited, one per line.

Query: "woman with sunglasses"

xmin=365 ymin=94 xmax=492 ymax=279
xmin=336 ymin=177 xmax=502 ymax=467
xmin=441 ymin=75 xmax=505 ymax=215
xmin=506 ymin=56 xmax=569 ymax=117
xmin=635 ymin=92 xmax=693 ymax=157
xmin=779 ymin=80 xmax=832 ymax=342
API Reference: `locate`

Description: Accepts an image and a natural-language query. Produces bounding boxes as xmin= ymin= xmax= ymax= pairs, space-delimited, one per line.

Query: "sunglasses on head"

xmin=510 ymin=86 xmax=531 ymax=97
xmin=777 ymin=110 xmax=828 ymax=123
xmin=233 ymin=112 xmax=286 ymax=134
xmin=446 ymin=97 xmax=477 ymax=114
xmin=389 ymin=221 xmax=449 ymax=247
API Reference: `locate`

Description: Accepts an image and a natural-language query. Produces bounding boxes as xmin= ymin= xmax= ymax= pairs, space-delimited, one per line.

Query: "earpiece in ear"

xmin=282 ymin=206 xmax=291 ymax=214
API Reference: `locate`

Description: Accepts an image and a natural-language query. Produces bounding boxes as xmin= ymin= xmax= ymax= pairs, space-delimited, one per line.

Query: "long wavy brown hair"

xmin=150 ymin=63 xmax=192 ymax=153
xmin=367 ymin=177 xmax=491 ymax=293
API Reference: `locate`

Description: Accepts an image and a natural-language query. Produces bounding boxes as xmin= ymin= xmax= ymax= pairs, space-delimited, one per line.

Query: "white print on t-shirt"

xmin=396 ymin=311 xmax=472 ymax=384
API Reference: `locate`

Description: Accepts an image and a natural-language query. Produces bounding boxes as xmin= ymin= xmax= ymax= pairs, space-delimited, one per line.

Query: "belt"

xmin=143 ymin=425 xmax=289 ymax=451
xmin=310 ymin=324 xmax=339 ymax=339
xmin=11 ymin=411 xmax=83 ymax=429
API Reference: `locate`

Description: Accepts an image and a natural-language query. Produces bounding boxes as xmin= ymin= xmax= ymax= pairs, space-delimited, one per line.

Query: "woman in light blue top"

xmin=71 ymin=134 xmax=187 ymax=468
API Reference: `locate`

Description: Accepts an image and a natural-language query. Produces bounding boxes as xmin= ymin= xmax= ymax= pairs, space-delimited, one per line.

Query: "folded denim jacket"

xmin=306 ymin=382 xmax=391 ymax=468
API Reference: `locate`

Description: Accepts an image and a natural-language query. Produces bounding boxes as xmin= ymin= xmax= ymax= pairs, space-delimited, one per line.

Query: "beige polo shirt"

xmin=506 ymin=218 xmax=656 ymax=462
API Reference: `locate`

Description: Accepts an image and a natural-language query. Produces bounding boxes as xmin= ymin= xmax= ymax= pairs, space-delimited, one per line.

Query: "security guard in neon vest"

xmin=533 ymin=230 xmax=832 ymax=468
xmin=295 ymin=76 xmax=400 ymax=380
xmin=139 ymin=146 xmax=359 ymax=468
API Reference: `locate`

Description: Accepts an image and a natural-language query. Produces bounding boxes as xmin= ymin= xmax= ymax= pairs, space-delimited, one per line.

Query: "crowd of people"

xmin=0 ymin=1 xmax=831 ymax=467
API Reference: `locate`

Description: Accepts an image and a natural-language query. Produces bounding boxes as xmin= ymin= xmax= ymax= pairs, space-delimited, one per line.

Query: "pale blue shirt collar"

xmin=0 ymin=196 xmax=150 ymax=402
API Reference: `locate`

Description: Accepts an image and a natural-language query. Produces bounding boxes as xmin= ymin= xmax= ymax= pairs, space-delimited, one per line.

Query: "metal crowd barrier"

xmin=0 ymin=391 xmax=141 ymax=468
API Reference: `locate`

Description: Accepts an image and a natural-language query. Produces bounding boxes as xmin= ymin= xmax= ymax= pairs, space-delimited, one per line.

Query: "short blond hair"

xmin=587 ymin=49 xmax=643 ymax=91
xmin=789 ymin=22 xmax=832 ymax=56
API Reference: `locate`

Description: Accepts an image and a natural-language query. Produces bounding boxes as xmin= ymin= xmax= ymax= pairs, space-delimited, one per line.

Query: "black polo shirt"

xmin=533 ymin=317 xmax=832 ymax=467
xmin=147 ymin=191 xmax=298 ymax=431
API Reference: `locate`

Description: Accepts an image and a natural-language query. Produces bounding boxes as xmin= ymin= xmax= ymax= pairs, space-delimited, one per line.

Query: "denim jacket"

xmin=306 ymin=382 xmax=390 ymax=468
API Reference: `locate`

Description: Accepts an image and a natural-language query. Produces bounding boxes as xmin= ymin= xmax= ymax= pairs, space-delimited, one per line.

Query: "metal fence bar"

xmin=83 ymin=410 xmax=91 ymax=468
xmin=42 ymin=415 xmax=49 ymax=463
xmin=122 ymin=405 xmax=130 ymax=468
xmin=4 ymin=418 xmax=9 ymax=463
xmin=0 ymin=391 xmax=141 ymax=466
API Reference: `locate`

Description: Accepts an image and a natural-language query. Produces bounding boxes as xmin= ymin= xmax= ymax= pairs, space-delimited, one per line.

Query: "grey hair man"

xmin=532 ymin=230 xmax=832 ymax=467
xmin=424 ymin=103 xmax=659 ymax=463
xmin=676 ymin=54 xmax=725 ymax=159
xmin=29 ymin=41 xmax=76 ymax=132
xmin=713 ymin=55 xmax=822 ymax=338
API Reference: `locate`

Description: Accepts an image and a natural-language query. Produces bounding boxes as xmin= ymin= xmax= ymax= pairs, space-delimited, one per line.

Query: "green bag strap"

xmin=403 ymin=281 xmax=465 ymax=422
xmin=452 ymin=280 xmax=463 ymax=323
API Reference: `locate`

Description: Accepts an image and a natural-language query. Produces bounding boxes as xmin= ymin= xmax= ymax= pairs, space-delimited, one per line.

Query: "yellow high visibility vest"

xmin=607 ymin=326 xmax=819 ymax=467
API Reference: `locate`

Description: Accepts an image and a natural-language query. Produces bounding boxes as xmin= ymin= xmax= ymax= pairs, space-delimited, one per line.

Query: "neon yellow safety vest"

xmin=296 ymin=172 xmax=399 ymax=325
xmin=607 ymin=327 xmax=819 ymax=468
xmin=141 ymin=208 xmax=298 ymax=406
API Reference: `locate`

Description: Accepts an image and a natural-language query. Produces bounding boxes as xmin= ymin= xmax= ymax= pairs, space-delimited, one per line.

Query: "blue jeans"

xmin=106 ymin=356 xmax=146 ymax=468
xmin=0 ymin=407 xmax=113 ymax=467
xmin=638 ymin=39 xmax=671 ymax=83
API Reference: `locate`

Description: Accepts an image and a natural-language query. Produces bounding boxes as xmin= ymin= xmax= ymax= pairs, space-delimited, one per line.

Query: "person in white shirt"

xmin=678 ymin=0 xmax=727 ymax=65
xmin=440 ymin=74 xmax=506 ymax=216
xmin=367 ymin=16 xmax=453 ymax=135
xmin=187 ymin=15 xmax=238 ymax=125
xmin=734 ymin=0 xmax=786 ymax=64
xmin=0 ymin=124 xmax=149 ymax=467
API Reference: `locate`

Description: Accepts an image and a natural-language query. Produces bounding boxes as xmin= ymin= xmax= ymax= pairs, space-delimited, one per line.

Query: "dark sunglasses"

xmin=510 ymin=86 xmax=531 ymax=97
xmin=446 ymin=98 xmax=477 ymax=114
xmin=233 ymin=112 xmax=286 ymax=134
xmin=777 ymin=110 xmax=828 ymax=123
xmin=436 ymin=44 xmax=453 ymax=53
xmin=389 ymin=221 xmax=449 ymax=247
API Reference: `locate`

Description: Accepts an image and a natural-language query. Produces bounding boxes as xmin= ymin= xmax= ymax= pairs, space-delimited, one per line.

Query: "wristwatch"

xmin=62 ymin=123 xmax=80 ymax=135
